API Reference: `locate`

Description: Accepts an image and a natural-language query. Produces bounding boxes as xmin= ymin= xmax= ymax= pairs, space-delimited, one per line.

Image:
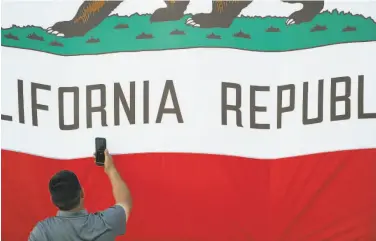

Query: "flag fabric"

xmin=3 ymin=150 xmax=376 ymax=241
xmin=2 ymin=1 xmax=376 ymax=241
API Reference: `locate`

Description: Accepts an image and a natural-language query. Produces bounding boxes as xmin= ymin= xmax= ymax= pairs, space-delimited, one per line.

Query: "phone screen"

xmin=96 ymin=138 xmax=106 ymax=150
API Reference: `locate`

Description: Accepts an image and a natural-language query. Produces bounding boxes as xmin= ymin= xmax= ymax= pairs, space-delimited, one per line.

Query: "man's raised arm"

xmin=104 ymin=150 xmax=133 ymax=222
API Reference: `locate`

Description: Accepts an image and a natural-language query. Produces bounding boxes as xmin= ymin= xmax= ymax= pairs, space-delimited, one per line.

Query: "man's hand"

xmin=93 ymin=149 xmax=116 ymax=173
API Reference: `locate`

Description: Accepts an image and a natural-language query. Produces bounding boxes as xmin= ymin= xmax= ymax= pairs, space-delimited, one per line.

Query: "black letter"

xmin=1 ymin=115 xmax=12 ymax=121
xmin=303 ymin=80 xmax=324 ymax=125
xmin=114 ymin=82 xmax=135 ymax=125
xmin=86 ymin=84 xmax=107 ymax=128
xmin=31 ymin=83 xmax=51 ymax=126
xmin=18 ymin=79 xmax=25 ymax=124
xmin=358 ymin=75 xmax=376 ymax=119
xmin=250 ymin=85 xmax=270 ymax=129
xmin=222 ymin=82 xmax=242 ymax=127
xmin=331 ymin=76 xmax=351 ymax=121
xmin=144 ymin=81 xmax=149 ymax=124
xmin=58 ymin=87 xmax=79 ymax=130
xmin=156 ymin=80 xmax=183 ymax=123
xmin=277 ymin=84 xmax=295 ymax=129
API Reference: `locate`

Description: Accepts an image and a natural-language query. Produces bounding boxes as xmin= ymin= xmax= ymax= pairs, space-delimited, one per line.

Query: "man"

xmin=28 ymin=149 xmax=132 ymax=241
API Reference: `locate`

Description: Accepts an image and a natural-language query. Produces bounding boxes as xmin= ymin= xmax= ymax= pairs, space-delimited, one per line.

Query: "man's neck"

xmin=67 ymin=205 xmax=84 ymax=212
xmin=57 ymin=207 xmax=88 ymax=217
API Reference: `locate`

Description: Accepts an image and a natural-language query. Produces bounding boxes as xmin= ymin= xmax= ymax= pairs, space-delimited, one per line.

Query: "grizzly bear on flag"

xmin=48 ymin=0 xmax=324 ymax=37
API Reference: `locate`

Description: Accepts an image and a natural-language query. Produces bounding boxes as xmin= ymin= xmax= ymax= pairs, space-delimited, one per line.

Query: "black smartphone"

xmin=95 ymin=137 xmax=106 ymax=166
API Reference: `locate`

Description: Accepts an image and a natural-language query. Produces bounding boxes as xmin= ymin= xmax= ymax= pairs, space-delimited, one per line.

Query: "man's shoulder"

xmin=28 ymin=219 xmax=52 ymax=241
xmin=31 ymin=217 xmax=56 ymax=232
xmin=94 ymin=205 xmax=127 ymax=235
xmin=95 ymin=204 xmax=126 ymax=216
xmin=35 ymin=216 xmax=60 ymax=227
xmin=33 ymin=217 xmax=52 ymax=229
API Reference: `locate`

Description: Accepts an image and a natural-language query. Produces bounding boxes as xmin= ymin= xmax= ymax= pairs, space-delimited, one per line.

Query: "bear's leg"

xmin=186 ymin=1 xmax=252 ymax=28
xmin=282 ymin=0 xmax=324 ymax=25
xmin=48 ymin=1 xmax=123 ymax=37
xmin=150 ymin=1 xmax=190 ymax=22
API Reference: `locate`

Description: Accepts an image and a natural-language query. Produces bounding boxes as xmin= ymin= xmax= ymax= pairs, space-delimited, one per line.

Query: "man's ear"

xmin=50 ymin=196 xmax=58 ymax=209
xmin=80 ymin=189 xmax=84 ymax=198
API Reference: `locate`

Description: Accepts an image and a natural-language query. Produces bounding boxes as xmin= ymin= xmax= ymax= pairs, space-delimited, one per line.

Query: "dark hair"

xmin=49 ymin=170 xmax=82 ymax=211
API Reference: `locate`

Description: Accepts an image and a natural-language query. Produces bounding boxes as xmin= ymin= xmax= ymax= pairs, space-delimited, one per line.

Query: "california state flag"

xmin=2 ymin=1 xmax=376 ymax=241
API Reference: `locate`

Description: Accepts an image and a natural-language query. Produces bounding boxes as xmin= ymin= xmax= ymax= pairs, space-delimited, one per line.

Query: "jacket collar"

xmin=57 ymin=209 xmax=88 ymax=217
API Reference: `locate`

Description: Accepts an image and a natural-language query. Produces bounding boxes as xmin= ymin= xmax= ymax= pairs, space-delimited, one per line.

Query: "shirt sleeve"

xmin=28 ymin=223 xmax=48 ymax=241
xmin=99 ymin=204 xmax=127 ymax=235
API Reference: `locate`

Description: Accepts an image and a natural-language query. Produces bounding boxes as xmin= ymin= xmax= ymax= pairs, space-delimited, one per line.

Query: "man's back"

xmin=28 ymin=205 xmax=126 ymax=241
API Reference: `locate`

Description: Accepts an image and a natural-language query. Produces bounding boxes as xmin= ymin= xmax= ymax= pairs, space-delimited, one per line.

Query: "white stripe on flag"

xmin=1 ymin=43 xmax=376 ymax=159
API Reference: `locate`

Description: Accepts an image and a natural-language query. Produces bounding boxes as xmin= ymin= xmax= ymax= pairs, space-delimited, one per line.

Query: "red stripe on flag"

xmin=2 ymin=149 xmax=376 ymax=241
